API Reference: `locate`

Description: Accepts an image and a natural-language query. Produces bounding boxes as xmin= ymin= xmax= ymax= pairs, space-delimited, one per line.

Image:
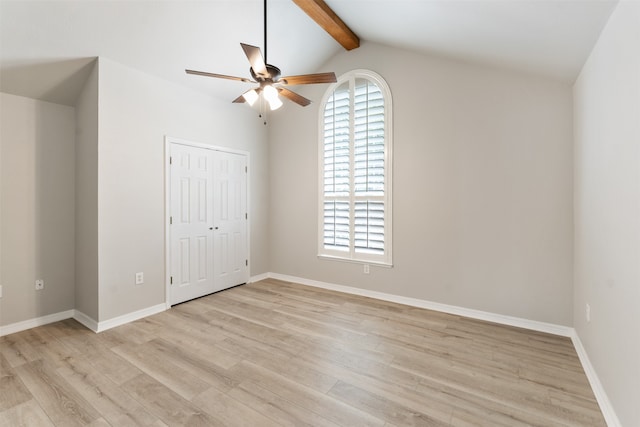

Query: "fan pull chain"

xmin=258 ymin=94 xmax=268 ymax=125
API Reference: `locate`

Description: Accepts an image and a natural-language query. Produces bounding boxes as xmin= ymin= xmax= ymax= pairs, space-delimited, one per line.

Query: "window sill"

xmin=317 ymin=254 xmax=393 ymax=268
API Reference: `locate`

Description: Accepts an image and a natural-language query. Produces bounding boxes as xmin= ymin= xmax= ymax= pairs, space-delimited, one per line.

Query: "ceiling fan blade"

xmin=278 ymin=88 xmax=312 ymax=107
xmin=279 ymin=72 xmax=337 ymax=86
xmin=185 ymin=69 xmax=255 ymax=83
xmin=240 ymin=43 xmax=269 ymax=78
xmin=232 ymin=94 xmax=246 ymax=104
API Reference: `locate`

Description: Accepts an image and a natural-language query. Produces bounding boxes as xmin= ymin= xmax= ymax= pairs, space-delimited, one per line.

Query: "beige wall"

xmin=269 ymin=42 xmax=574 ymax=325
xmin=573 ymin=2 xmax=640 ymax=425
xmin=0 ymin=93 xmax=76 ymax=325
xmin=75 ymin=60 xmax=99 ymax=320
xmin=97 ymin=58 xmax=269 ymax=322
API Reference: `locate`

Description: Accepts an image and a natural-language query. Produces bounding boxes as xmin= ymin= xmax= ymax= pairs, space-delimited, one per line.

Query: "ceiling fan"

xmin=186 ymin=0 xmax=337 ymax=111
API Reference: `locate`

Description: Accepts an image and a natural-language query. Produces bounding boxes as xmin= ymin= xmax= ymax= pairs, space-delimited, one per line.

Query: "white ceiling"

xmin=0 ymin=0 xmax=618 ymax=106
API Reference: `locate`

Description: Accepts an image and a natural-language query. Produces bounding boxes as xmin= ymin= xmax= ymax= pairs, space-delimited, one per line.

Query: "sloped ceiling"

xmin=0 ymin=0 xmax=617 ymax=106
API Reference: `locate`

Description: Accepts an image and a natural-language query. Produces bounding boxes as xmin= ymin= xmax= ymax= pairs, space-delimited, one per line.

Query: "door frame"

xmin=164 ymin=136 xmax=250 ymax=309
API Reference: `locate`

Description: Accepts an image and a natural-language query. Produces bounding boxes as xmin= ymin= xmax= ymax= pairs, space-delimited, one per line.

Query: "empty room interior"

xmin=0 ymin=0 xmax=638 ymax=426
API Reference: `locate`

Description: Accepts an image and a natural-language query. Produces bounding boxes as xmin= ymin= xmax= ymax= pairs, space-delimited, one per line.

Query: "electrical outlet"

xmin=363 ymin=264 xmax=370 ymax=274
xmin=35 ymin=279 xmax=44 ymax=290
xmin=135 ymin=272 xmax=144 ymax=285
xmin=586 ymin=303 xmax=591 ymax=323
xmin=0 ymin=284 xmax=3 ymax=298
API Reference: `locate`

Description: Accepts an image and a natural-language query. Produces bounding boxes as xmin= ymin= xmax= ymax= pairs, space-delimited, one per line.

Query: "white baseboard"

xmin=267 ymin=272 xmax=573 ymax=337
xmin=0 ymin=303 xmax=166 ymax=336
xmin=570 ymin=331 xmax=621 ymax=427
xmin=0 ymin=309 xmax=75 ymax=337
xmin=249 ymin=272 xmax=270 ymax=283
xmin=73 ymin=310 xmax=99 ymax=332
xmin=95 ymin=303 xmax=166 ymax=333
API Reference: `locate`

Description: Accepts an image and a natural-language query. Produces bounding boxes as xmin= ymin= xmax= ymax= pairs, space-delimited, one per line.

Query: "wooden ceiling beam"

xmin=292 ymin=0 xmax=360 ymax=51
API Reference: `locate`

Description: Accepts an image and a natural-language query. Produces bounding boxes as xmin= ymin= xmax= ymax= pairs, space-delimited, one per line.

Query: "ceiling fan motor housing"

xmin=251 ymin=64 xmax=281 ymax=82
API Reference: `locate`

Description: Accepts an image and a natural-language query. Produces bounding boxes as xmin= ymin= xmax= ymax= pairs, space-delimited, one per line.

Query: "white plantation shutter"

xmin=354 ymin=201 xmax=385 ymax=254
xmin=323 ymin=82 xmax=350 ymax=252
xmin=319 ymin=71 xmax=392 ymax=265
xmin=324 ymin=82 xmax=350 ymax=197
xmin=323 ymin=201 xmax=350 ymax=250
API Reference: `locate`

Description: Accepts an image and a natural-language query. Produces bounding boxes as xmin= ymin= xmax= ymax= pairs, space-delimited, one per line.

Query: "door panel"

xmin=213 ymin=151 xmax=249 ymax=291
xmin=170 ymin=144 xmax=214 ymax=305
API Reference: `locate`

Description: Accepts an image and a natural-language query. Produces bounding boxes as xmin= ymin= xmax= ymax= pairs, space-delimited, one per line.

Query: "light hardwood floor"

xmin=1 ymin=279 xmax=606 ymax=426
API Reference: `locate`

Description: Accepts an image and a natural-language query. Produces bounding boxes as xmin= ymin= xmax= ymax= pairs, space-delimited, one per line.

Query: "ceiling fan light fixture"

xmin=268 ymin=96 xmax=283 ymax=111
xmin=263 ymin=84 xmax=279 ymax=102
xmin=243 ymin=89 xmax=259 ymax=106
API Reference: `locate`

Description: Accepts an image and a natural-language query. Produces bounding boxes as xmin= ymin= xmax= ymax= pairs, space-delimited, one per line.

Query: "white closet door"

xmin=212 ymin=151 xmax=249 ymax=291
xmin=169 ymin=142 xmax=248 ymax=305
xmin=169 ymin=144 xmax=215 ymax=305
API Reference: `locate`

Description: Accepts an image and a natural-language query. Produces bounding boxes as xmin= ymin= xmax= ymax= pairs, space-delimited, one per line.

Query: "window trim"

xmin=317 ymin=69 xmax=393 ymax=267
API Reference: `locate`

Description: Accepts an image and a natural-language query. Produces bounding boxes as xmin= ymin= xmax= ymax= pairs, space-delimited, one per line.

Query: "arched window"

xmin=318 ymin=70 xmax=393 ymax=266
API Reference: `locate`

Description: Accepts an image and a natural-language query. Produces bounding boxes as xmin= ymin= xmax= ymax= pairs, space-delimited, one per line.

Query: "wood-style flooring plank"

xmin=294 ymin=344 xmax=456 ymax=424
xmin=217 ymin=334 xmax=339 ymax=393
xmin=14 ymin=360 xmax=102 ymax=426
xmin=191 ymin=386 xmax=282 ymax=427
xmin=0 ymin=353 xmax=32 ymax=411
xmin=227 ymin=360 xmax=386 ymax=427
xmin=327 ymin=380 xmax=449 ymax=427
xmin=56 ymin=356 xmax=161 ymax=426
xmin=121 ymin=373 xmax=224 ymax=427
xmin=0 ymin=399 xmax=55 ymax=427
xmin=142 ymin=313 xmax=240 ymax=369
xmin=227 ymin=380 xmax=342 ymax=427
xmin=141 ymin=338 xmax=241 ymax=393
xmin=0 ymin=333 xmax=41 ymax=368
xmin=20 ymin=328 xmax=77 ymax=370
xmin=58 ymin=330 xmax=143 ymax=386
xmin=111 ymin=342 xmax=211 ymax=400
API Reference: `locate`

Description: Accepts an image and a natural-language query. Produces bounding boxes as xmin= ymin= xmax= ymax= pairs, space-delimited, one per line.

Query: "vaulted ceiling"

xmin=0 ymin=0 xmax=618 ymax=106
